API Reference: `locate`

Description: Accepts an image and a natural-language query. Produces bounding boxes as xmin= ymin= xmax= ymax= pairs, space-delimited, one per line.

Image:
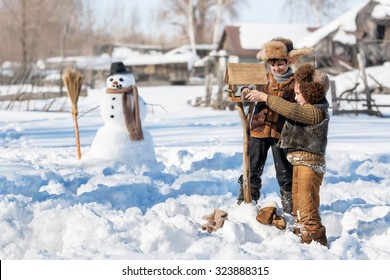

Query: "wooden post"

xmin=357 ymin=52 xmax=373 ymax=113
xmin=237 ymin=102 xmax=254 ymax=203
xmin=330 ymin=80 xmax=339 ymax=115
xmin=205 ymin=73 xmax=213 ymax=107
xmin=224 ymin=63 xmax=267 ymax=204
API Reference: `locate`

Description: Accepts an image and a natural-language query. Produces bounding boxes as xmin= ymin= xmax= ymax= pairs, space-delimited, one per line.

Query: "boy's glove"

xmin=271 ymin=214 xmax=286 ymax=230
xmin=201 ymin=209 xmax=228 ymax=233
xmin=256 ymin=206 xmax=276 ymax=225
xmin=256 ymin=202 xmax=286 ymax=230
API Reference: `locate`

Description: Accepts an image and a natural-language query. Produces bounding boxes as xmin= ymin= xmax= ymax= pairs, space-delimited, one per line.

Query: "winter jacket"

xmin=250 ymin=72 xmax=295 ymax=139
xmin=266 ymin=96 xmax=330 ymax=173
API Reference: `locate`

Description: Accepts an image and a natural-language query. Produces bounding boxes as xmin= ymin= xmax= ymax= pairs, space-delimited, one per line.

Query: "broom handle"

xmin=73 ymin=113 xmax=81 ymax=159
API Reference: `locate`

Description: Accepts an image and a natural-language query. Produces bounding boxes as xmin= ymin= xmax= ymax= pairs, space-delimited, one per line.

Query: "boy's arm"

xmin=266 ymin=95 xmax=324 ymax=125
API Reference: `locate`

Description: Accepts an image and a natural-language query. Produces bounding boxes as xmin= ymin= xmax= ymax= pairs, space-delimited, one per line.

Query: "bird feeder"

xmin=224 ymin=63 xmax=267 ymax=204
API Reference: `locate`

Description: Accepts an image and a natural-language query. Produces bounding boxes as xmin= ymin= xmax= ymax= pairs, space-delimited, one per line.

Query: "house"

xmin=36 ymin=55 xmax=115 ymax=87
xmin=296 ymin=0 xmax=390 ymax=74
xmin=120 ymin=44 xmax=215 ymax=85
xmin=217 ymin=23 xmax=315 ymax=64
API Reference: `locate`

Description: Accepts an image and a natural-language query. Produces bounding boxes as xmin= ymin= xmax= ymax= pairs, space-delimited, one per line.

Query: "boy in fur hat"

xmin=237 ymin=37 xmax=313 ymax=216
xmin=246 ymin=63 xmax=330 ymax=247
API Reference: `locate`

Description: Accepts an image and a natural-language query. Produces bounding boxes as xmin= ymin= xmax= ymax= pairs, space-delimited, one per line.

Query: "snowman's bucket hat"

xmin=109 ymin=62 xmax=130 ymax=77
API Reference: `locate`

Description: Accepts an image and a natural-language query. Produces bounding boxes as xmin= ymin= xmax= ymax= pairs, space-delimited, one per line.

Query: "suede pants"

xmin=292 ymin=165 xmax=327 ymax=246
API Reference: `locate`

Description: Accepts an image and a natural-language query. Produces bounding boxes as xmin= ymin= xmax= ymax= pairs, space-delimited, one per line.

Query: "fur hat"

xmin=256 ymin=37 xmax=314 ymax=64
xmin=295 ymin=63 xmax=330 ymax=104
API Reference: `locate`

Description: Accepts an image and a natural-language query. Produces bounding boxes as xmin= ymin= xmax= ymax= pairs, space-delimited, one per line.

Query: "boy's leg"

xmin=294 ymin=165 xmax=327 ymax=246
xmin=292 ymin=166 xmax=299 ymax=220
xmin=271 ymin=143 xmax=293 ymax=214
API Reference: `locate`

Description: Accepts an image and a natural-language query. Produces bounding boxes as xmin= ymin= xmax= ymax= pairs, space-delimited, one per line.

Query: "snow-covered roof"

xmin=40 ymin=54 xmax=116 ymax=71
xmin=237 ymin=23 xmax=314 ymax=50
xmin=372 ymin=0 xmax=390 ymax=18
xmin=122 ymin=45 xmax=199 ymax=69
xmin=37 ymin=45 xmax=203 ymax=72
xmin=296 ymin=0 xmax=371 ymax=48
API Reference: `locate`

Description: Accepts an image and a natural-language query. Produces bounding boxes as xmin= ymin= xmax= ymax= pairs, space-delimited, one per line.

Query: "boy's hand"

xmin=246 ymin=90 xmax=268 ymax=102
xmin=241 ymin=87 xmax=251 ymax=94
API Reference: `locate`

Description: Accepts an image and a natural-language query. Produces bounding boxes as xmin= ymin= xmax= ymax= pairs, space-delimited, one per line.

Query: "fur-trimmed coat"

xmin=266 ymin=96 xmax=330 ymax=172
xmin=250 ymin=72 xmax=295 ymax=139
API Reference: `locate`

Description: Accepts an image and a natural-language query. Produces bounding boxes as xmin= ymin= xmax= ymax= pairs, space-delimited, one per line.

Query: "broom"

xmin=62 ymin=68 xmax=84 ymax=159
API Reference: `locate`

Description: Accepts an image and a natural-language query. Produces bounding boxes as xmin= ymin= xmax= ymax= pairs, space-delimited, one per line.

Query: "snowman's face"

xmin=106 ymin=73 xmax=136 ymax=89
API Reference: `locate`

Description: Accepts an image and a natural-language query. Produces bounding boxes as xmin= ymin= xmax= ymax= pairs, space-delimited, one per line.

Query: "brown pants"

xmin=292 ymin=165 xmax=327 ymax=246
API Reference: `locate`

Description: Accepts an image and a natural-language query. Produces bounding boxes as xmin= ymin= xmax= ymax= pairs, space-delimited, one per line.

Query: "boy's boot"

xmin=237 ymin=175 xmax=261 ymax=204
xmin=250 ymin=174 xmax=262 ymax=203
xmin=300 ymin=226 xmax=328 ymax=247
xmin=280 ymin=189 xmax=293 ymax=215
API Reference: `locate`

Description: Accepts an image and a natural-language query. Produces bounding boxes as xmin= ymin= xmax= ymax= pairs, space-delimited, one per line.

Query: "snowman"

xmin=87 ymin=62 xmax=156 ymax=167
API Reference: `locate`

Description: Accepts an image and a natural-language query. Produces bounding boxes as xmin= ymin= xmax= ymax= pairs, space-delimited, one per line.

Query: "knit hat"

xmin=256 ymin=37 xmax=314 ymax=64
xmin=295 ymin=63 xmax=330 ymax=104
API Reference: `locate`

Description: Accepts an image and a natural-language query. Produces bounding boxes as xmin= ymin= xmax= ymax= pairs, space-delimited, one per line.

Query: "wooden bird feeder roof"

xmin=224 ymin=63 xmax=268 ymax=102
xmin=224 ymin=63 xmax=267 ymax=85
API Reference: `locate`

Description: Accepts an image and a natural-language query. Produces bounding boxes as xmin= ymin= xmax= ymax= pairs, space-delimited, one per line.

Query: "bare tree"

xmin=284 ymin=0 xmax=339 ymax=26
xmin=0 ymin=0 xmax=85 ymax=68
xmin=159 ymin=0 xmax=246 ymax=45
xmin=212 ymin=0 xmax=245 ymax=44
xmin=0 ymin=0 xmax=37 ymax=70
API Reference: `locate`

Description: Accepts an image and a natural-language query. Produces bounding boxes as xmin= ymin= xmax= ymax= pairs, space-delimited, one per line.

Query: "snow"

xmin=1 ymin=62 xmax=390 ymax=261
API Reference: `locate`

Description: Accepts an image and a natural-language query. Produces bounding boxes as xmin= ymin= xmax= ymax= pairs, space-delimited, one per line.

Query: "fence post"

xmin=330 ymin=80 xmax=339 ymax=115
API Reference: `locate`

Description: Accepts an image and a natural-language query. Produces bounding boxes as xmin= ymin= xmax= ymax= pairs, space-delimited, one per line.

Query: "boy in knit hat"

xmin=237 ymin=37 xmax=313 ymax=216
xmin=246 ymin=63 xmax=330 ymax=247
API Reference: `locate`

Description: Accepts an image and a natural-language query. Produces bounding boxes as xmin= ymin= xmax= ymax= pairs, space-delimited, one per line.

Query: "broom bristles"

xmin=62 ymin=68 xmax=84 ymax=115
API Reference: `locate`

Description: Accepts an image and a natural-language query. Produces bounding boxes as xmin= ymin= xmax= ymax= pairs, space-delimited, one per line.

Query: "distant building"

xmin=121 ymin=44 xmax=216 ymax=85
xmin=296 ymin=0 xmax=390 ymax=74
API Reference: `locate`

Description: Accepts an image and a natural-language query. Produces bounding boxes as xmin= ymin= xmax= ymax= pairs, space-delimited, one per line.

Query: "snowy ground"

xmin=0 ymin=78 xmax=390 ymax=260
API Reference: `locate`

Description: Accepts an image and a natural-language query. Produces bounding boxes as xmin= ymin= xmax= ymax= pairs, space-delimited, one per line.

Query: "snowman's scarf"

xmin=105 ymin=86 xmax=144 ymax=141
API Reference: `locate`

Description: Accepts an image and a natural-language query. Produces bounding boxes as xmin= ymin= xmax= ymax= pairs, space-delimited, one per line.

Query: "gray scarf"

xmin=273 ymin=67 xmax=293 ymax=83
